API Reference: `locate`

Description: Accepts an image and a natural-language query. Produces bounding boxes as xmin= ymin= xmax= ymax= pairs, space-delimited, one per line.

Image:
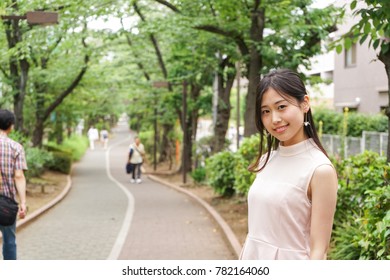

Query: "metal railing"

xmin=321 ymin=131 xmax=388 ymax=157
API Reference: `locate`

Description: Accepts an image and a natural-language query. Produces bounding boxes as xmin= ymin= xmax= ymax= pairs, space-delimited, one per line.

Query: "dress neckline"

xmin=278 ymin=138 xmax=315 ymax=157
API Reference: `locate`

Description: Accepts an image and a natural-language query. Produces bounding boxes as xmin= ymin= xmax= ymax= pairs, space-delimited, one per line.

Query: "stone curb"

xmin=148 ymin=174 xmax=242 ymax=259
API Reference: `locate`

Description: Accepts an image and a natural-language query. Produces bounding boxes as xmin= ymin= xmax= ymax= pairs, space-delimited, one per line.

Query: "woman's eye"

xmin=261 ymin=110 xmax=269 ymax=115
xmin=278 ymin=105 xmax=287 ymax=110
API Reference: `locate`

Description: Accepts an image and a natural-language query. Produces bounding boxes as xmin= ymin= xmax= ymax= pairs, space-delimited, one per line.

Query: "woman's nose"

xmin=272 ymin=111 xmax=281 ymax=123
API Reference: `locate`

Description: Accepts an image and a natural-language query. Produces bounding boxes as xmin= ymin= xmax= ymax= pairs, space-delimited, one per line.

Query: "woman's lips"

xmin=274 ymin=125 xmax=288 ymax=133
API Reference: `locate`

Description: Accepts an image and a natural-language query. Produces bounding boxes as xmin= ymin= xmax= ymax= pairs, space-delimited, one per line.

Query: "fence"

xmin=321 ymin=131 xmax=388 ymax=157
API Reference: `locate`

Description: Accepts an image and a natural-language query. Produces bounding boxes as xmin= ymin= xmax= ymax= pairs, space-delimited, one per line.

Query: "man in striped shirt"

xmin=0 ymin=109 xmax=27 ymax=260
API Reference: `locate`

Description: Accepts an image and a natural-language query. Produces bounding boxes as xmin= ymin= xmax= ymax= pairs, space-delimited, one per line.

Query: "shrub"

xmin=332 ymin=151 xmax=387 ymax=222
xmin=46 ymin=135 xmax=88 ymax=161
xmin=59 ymin=135 xmax=89 ymax=161
xmin=46 ymin=151 xmax=73 ymax=174
xmin=313 ymin=108 xmax=342 ymax=135
xmin=205 ymin=151 xmax=236 ymax=197
xmin=233 ymin=135 xmax=262 ymax=195
xmin=313 ymin=108 xmax=387 ymax=137
xmin=233 ymin=154 xmax=256 ymax=195
xmin=329 ymin=151 xmax=390 ymax=259
xmin=190 ymin=167 xmax=206 ymax=184
xmin=24 ymin=147 xmax=54 ymax=180
xmin=330 ymin=186 xmax=389 ymax=260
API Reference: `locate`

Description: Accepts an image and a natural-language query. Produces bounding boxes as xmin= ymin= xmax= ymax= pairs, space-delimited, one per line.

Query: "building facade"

xmin=333 ymin=0 xmax=388 ymax=113
xmin=333 ymin=14 xmax=388 ymax=113
xmin=306 ymin=0 xmax=388 ymax=114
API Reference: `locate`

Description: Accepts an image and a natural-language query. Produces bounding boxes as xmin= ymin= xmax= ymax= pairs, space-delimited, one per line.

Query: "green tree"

xmin=120 ymin=2 xmax=220 ymax=171
xmin=0 ymin=0 xmax=123 ymax=146
xmin=153 ymin=0 xmax=341 ymax=136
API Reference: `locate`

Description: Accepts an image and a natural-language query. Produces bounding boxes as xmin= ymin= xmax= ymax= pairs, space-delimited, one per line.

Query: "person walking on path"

xmin=240 ymin=69 xmax=338 ymax=260
xmin=100 ymin=128 xmax=109 ymax=150
xmin=128 ymin=136 xmax=145 ymax=184
xmin=0 ymin=109 xmax=28 ymax=260
xmin=87 ymin=126 xmax=99 ymax=150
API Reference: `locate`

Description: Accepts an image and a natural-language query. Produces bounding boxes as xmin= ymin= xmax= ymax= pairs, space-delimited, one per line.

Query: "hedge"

xmin=313 ymin=108 xmax=387 ymax=137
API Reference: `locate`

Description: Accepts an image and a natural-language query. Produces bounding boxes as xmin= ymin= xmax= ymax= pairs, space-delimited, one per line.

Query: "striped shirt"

xmin=0 ymin=135 xmax=27 ymax=200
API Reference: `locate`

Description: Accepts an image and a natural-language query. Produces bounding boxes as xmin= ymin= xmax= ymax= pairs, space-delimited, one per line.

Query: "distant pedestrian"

xmin=87 ymin=126 xmax=99 ymax=150
xmin=240 ymin=69 xmax=338 ymax=260
xmin=100 ymin=128 xmax=109 ymax=150
xmin=128 ymin=136 xmax=145 ymax=183
xmin=0 ymin=109 xmax=28 ymax=260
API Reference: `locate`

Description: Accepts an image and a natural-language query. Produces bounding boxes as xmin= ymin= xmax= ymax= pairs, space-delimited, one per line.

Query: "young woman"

xmin=240 ymin=69 xmax=338 ymax=260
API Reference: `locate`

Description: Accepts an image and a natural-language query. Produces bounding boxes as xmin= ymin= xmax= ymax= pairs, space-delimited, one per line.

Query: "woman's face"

xmin=260 ymin=87 xmax=309 ymax=146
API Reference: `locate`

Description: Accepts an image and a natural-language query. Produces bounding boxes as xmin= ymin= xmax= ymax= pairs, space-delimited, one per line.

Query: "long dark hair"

xmin=248 ymin=69 xmax=328 ymax=173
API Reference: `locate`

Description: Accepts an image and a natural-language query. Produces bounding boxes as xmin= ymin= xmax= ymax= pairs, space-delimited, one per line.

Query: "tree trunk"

xmin=378 ymin=51 xmax=390 ymax=162
xmin=184 ymin=119 xmax=193 ymax=173
xmin=55 ymin=112 xmax=64 ymax=145
xmin=176 ymin=82 xmax=198 ymax=173
xmin=213 ymin=58 xmax=235 ymax=153
xmin=13 ymin=58 xmax=29 ymax=132
xmin=32 ymin=118 xmax=45 ymax=148
xmin=4 ymin=18 xmax=29 ymax=132
xmin=32 ymin=76 xmax=47 ymax=147
xmin=183 ymin=84 xmax=204 ymax=172
xmin=243 ymin=7 xmax=264 ymax=137
xmin=159 ymin=123 xmax=174 ymax=167
xmin=191 ymin=85 xmax=201 ymax=146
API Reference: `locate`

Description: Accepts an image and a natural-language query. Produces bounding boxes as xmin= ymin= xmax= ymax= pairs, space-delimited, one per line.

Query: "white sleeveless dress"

xmin=240 ymin=138 xmax=333 ymax=260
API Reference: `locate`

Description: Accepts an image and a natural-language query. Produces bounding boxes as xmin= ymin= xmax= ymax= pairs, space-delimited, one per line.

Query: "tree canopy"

xmin=0 ymin=0 xmax=343 ymax=165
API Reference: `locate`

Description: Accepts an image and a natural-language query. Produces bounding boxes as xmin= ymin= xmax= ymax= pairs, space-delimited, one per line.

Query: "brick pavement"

xmin=6 ymin=118 xmax=236 ymax=260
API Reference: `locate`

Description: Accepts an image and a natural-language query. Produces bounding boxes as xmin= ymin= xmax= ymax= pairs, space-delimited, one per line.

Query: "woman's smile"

xmin=273 ymin=125 xmax=289 ymax=133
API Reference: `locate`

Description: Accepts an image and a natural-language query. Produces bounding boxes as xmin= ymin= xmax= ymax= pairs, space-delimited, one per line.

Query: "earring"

xmin=304 ymin=112 xmax=310 ymax=127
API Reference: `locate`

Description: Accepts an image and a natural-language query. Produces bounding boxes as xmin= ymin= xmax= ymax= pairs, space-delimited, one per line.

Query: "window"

xmin=380 ymin=106 xmax=388 ymax=114
xmin=346 ymin=107 xmax=358 ymax=112
xmin=344 ymin=43 xmax=357 ymax=67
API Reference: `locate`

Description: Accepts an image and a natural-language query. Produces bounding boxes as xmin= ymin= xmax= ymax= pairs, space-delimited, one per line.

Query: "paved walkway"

xmin=12 ymin=118 xmax=236 ymax=260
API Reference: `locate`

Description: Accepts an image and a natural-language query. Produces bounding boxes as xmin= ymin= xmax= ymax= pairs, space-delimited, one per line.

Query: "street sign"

xmin=152 ymin=81 xmax=169 ymax=88
xmin=26 ymin=11 xmax=58 ymax=25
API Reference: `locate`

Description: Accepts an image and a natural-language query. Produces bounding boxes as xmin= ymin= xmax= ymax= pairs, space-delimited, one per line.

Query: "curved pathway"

xmin=14 ymin=117 xmax=235 ymax=260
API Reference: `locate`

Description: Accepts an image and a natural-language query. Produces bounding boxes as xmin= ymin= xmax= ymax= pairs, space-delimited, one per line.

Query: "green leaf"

xmin=381 ymin=43 xmax=390 ymax=55
xmin=344 ymin=37 xmax=352 ymax=50
xmin=336 ymin=44 xmax=343 ymax=54
xmin=368 ymin=38 xmax=373 ymax=48
xmin=350 ymin=0 xmax=357 ymax=10
xmin=373 ymin=39 xmax=380 ymax=50
xmin=350 ymin=1 xmax=357 ymax=10
xmin=377 ymin=248 xmax=384 ymax=257
xmin=364 ymin=22 xmax=371 ymax=34
xmin=359 ymin=34 xmax=369 ymax=45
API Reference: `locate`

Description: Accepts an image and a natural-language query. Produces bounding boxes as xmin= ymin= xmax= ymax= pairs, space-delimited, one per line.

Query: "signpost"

xmin=26 ymin=11 xmax=59 ymax=25
xmin=1 ymin=11 xmax=59 ymax=26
